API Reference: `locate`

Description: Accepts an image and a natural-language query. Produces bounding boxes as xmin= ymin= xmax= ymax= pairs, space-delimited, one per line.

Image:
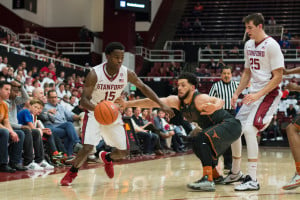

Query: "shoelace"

xmin=195 ymin=175 xmax=208 ymax=183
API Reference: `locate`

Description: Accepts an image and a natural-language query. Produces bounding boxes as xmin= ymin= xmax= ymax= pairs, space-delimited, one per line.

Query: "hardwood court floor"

xmin=0 ymin=147 xmax=299 ymax=200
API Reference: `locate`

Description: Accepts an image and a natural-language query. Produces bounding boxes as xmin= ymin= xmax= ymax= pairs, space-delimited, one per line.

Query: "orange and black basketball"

xmin=94 ymin=100 xmax=119 ymax=125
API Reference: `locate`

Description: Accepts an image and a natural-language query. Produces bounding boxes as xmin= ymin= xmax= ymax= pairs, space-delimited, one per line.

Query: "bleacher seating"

xmin=175 ymin=0 xmax=300 ymax=40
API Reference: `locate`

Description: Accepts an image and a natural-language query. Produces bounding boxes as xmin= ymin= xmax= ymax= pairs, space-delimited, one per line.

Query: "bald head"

xmin=32 ymin=87 xmax=44 ymax=99
xmin=32 ymin=87 xmax=47 ymax=103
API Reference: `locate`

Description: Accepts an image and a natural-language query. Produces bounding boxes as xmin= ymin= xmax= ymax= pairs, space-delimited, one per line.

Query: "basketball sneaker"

xmin=234 ymin=175 xmax=260 ymax=191
xmin=60 ymin=169 xmax=78 ymax=186
xmin=99 ymin=151 xmax=114 ymax=178
xmin=214 ymin=175 xmax=225 ymax=185
xmin=187 ymin=175 xmax=216 ymax=191
xmin=223 ymin=170 xmax=244 ymax=184
xmin=282 ymin=173 xmax=300 ymax=190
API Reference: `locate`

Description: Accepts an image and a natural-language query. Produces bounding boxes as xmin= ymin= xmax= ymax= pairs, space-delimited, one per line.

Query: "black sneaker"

xmin=0 ymin=164 xmax=16 ymax=173
xmin=9 ymin=163 xmax=28 ymax=171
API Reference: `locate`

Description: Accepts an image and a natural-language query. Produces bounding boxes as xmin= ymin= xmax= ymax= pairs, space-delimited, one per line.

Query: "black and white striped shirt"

xmin=209 ymin=80 xmax=239 ymax=110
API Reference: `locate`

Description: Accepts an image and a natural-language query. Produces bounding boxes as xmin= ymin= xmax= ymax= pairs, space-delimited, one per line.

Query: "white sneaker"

xmin=39 ymin=160 xmax=54 ymax=170
xmin=25 ymin=162 xmax=44 ymax=171
xmin=235 ymin=175 xmax=260 ymax=191
xmin=282 ymin=173 xmax=300 ymax=190
xmin=224 ymin=170 xmax=244 ymax=184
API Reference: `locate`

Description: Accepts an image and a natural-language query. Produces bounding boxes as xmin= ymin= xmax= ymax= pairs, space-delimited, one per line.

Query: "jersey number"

xmin=104 ymin=91 xmax=116 ymax=101
xmin=250 ymin=58 xmax=260 ymax=70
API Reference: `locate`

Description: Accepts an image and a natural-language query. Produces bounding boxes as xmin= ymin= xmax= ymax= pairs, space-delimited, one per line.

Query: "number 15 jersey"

xmin=91 ymin=62 xmax=128 ymax=105
xmin=244 ymin=36 xmax=284 ymax=93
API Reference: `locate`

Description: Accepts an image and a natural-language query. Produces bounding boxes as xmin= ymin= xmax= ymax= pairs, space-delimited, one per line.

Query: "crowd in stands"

xmin=0 ymin=54 xmax=192 ymax=173
xmin=0 ymin=26 xmax=89 ymax=69
xmin=0 ymin=55 xmax=91 ymax=172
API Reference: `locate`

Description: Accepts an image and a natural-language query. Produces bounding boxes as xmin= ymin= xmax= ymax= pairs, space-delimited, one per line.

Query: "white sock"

xmin=231 ymin=158 xmax=241 ymax=174
xmin=248 ymin=162 xmax=257 ymax=180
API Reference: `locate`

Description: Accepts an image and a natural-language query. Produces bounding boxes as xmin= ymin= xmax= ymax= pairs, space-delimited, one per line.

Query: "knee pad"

xmin=243 ymin=125 xmax=259 ymax=159
xmin=231 ymin=137 xmax=242 ymax=158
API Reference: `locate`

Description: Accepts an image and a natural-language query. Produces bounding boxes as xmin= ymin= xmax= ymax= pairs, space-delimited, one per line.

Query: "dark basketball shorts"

xmin=199 ymin=117 xmax=242 ymax=157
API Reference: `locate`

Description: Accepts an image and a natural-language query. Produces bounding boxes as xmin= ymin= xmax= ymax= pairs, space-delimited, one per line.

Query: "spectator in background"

xmin=41 ymin=72 xmax=55 ymax=88
xmin=217 ymin=58 xmax=226 ymax=68
xmin=131 ymin=107 xmax=164 ymax=155
xmin=268 ymin=16 xmax=276 ymax=25
xmin=281 ymin=85 xmax=289 ymax=100
xmin=32 ymin=87 xmax=47 ymax=103
xmin=287 ymin=104 xmax=297 ymax=118
xmin=283 ymin=29 xmax=292 ymax=40
xmin=60 ymin=95 xmax=74 ymax=112
xmin=181 ymin=17 xmax=192 ymax=32
xmin=57 ymin=71 xmax=65 ymax=83
xmin=0 ymin=67 xmax=9 ymax=81
xmin=204 ymin=44 xmax=214 ymax=57
xmin=39 ymin=90 xmax=82 ymax=159
xmin=124 ymin=107 xmax=159 ymax=155
xmin=0 ymin=56 xmax=7 ymax=71
xmin=56 ymin=83 xmax=66 ymax=99
xmin=193 ymin=18 xmax=204 ymax=32
xmin=207 ymin=58 xmax=217 ymax=70
xmin=279 ymin=37 xmax=290 ymax=53
xmin=228 ymin=46 xmax=240 ymax=58
xmin=0 ymin=81 xmax=25 ymax=173
xmin=17 ymin=99 xmax=54 ymax=170
xmin=264 ymin=114 xmax=283 ymax=141
xmin=6 ymin=67 xmax=14 ymax=82
xmin=71 ymin=89 xmax=80 ymax=105
xmin=193 ymin=2 xmax=204 ymax=15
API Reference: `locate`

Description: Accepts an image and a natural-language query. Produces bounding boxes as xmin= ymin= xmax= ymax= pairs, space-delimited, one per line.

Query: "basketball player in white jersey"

xmin=61 ymin=42 xmax=174 ymax=186
xmin=223 ymin=13 xmax=284 ymax=191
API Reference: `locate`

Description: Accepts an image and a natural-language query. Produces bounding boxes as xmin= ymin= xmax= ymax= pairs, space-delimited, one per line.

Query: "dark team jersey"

xmin=179 ymin=91 xmax=235 ymax=129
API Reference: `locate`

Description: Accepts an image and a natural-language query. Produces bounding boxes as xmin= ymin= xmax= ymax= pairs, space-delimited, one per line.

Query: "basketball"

xmin=94 ymin=100 xmax=119 ymax=125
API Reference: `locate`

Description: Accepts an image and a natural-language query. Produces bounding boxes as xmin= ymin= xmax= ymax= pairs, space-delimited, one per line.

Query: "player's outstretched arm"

xmin=284 ymin=67 xmax=300 ymax=75
xmin=127 ymin=70 xmax=175 ymax=117
xmin=195 ymin=94 xmax=224 ymax=115
xmin=115 ymin=95 xmax=180 ymax=110
xmin=80 ymin=70 xmax=97 ymax=111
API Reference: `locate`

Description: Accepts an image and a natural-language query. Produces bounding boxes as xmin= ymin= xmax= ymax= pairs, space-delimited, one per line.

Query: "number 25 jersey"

xmin=244 ymin=36 xmax=284 ymax=93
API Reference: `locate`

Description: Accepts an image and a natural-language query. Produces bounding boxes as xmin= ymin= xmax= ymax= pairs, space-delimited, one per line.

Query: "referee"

xmin=209 ymin=65 xmax=239 ymax=172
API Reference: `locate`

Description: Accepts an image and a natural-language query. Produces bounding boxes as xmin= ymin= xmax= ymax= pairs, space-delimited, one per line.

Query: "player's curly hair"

xmin=178 ymin=72 xmax=199 ymax=87
xmin=105 ymin=42 xmax=125 ymax=55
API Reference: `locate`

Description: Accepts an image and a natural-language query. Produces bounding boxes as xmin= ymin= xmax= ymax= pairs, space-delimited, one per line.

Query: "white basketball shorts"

xmin=81 ymin=111 xmax=128 ymax=150
xmin=236 ymin=88 xmax=281 ymax=131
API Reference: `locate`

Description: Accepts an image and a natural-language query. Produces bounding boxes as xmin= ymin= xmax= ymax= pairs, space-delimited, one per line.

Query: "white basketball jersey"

xmin=244 ymin=36 xmax=284 ymax=93
xmin=91 ymin=62 xmax=128 ymax=105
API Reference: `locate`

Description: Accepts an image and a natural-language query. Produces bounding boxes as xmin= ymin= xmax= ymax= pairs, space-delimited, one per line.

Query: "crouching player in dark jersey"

xmin=115 ymin=72 xmax=242 ymax=191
